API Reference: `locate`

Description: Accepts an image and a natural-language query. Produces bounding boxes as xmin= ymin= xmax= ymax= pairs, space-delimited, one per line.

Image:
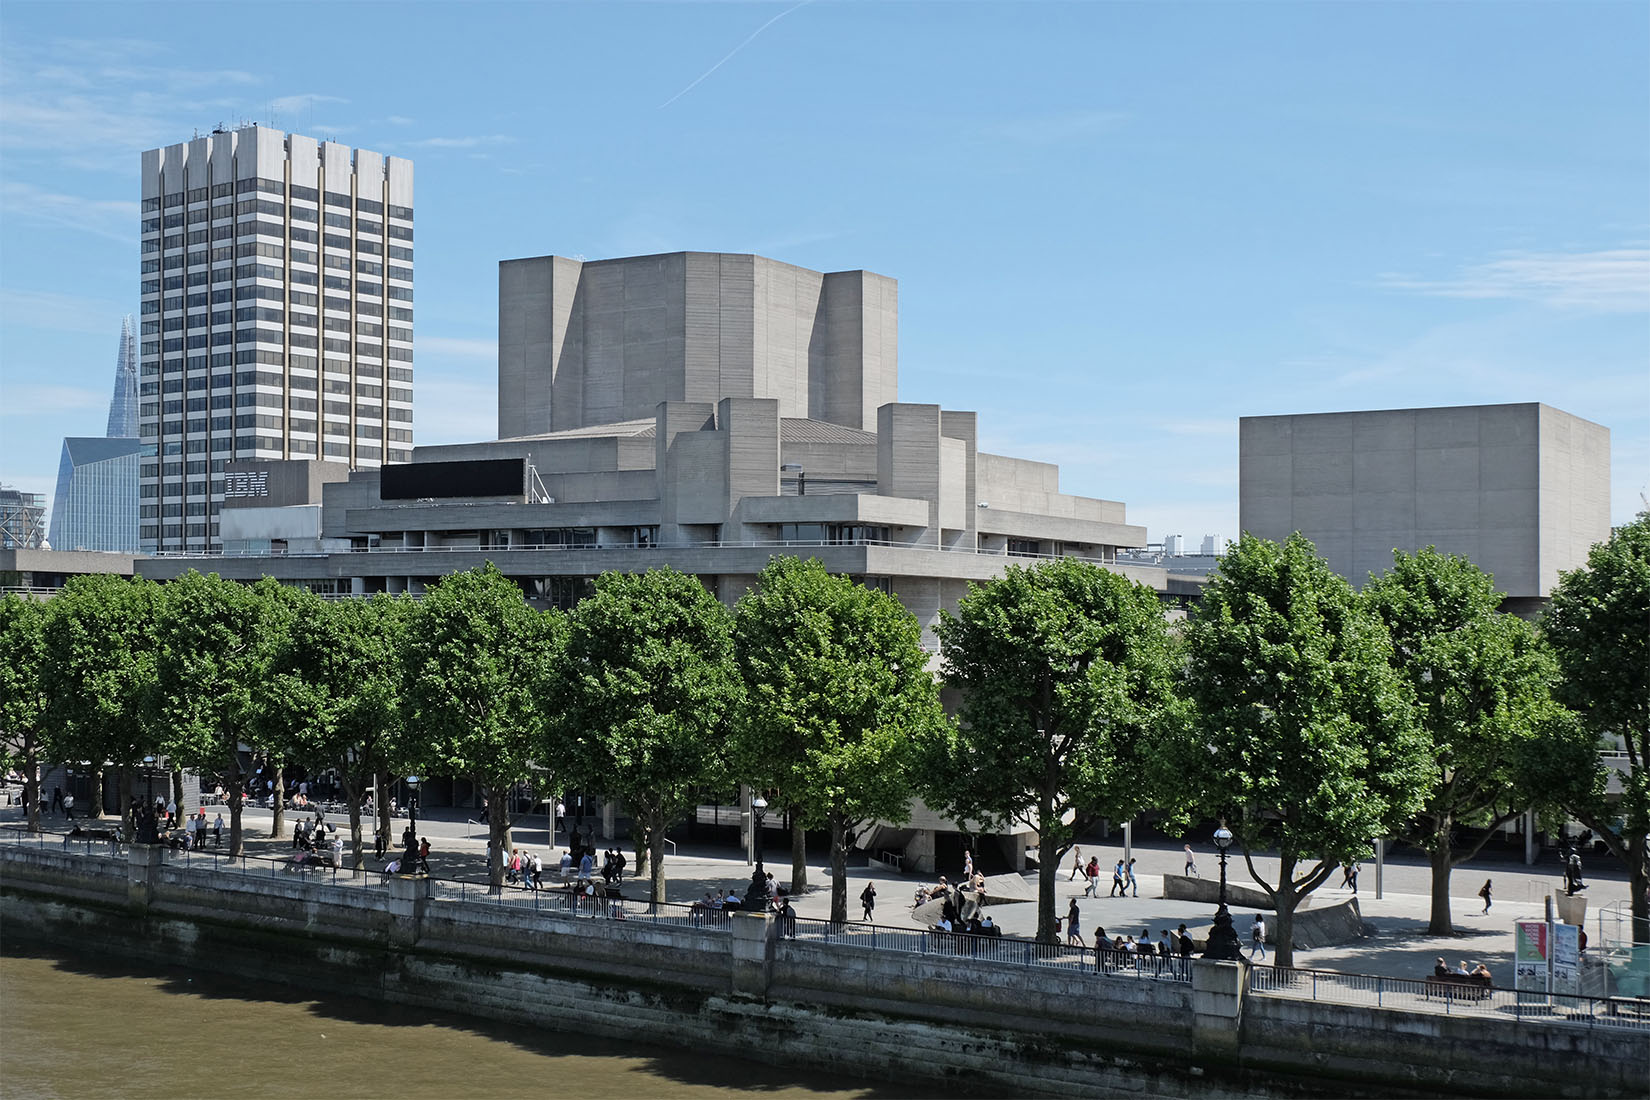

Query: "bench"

xmin=1425 ymin=973 xmax=1492 ymax=1000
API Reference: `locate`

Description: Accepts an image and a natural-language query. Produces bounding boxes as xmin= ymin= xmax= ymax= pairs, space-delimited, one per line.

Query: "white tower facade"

xmin=138 ymin=126 xmax=413 ymax=552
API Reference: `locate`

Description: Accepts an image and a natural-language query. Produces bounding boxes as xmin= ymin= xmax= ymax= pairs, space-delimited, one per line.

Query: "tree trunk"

xmin=227 ymin=753 xmax=245 ymax=858
xmin=375 ymin=769 xmax=391 ymax=858
xmin=88 ymin=766 xmax=104 ymax=818
xmin=790 ymin=809 xmax=807 ymax=893
xmin=828 ymin=811 xmax=850 ymax=925
xmin=117 ymin=766 xmax=133 ymax=842
xmin=343 ymin=773 xmax=365 ymax=871
xmin=1632 ymin=844 xmax=1650 ymax=945
xmin=23 ymin=747 xmax=40 ymax=834
xmin=1036 ymin=785 xmax=1057 ymax=944
xmin=171 ymin=768 xmax=184 ymax=822
xmin=1272 ymin=853 xmax=1299 ymax=969
xmin=632 ymin=835 xmax=649 ymax=882
xmin=648 ymin=807 xmax=667 ymax=904
xmin=486 ymin=785 xmax=512 ymax=892
xmin=271 ymin=762 xmax=286 ymax=841
xmin=1428 ymin=840 xmax=1457 ymax=936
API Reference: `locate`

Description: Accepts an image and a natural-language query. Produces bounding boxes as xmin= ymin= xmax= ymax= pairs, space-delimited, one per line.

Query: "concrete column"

xmin=387 ymin=873 xmax=430 ymax=949
xmin=1190 ymin=959 xmax=1247 ymax=1060
xmin=127 ymin=843 xmax=165 ymax=910
xmin=730 ymin=911 xmax=776 ymax=998
xmin=601 ymin=800 xmax=615 ymax=842
xmin=1525 ymin=810 xmax=1537 ymax=865
xmin=740 ymin=784 xmax=754 ymax=866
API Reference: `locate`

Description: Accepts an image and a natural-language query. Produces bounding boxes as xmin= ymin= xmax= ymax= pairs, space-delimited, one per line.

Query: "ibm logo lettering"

xmin=224 ymin=471 xmax=269 ymax=498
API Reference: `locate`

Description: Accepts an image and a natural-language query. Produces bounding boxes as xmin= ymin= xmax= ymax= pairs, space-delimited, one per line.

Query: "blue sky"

xmin=2 ymin=1 xmax=1646 ymax=544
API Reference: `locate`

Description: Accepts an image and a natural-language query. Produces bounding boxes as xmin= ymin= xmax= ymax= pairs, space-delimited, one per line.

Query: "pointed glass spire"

xmin=106 ymin=314 xmax=139 ymax=438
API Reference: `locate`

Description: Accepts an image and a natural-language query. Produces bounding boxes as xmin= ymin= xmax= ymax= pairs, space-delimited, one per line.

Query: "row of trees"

xmin=2 ymin=517 xmax=1644 ymax=960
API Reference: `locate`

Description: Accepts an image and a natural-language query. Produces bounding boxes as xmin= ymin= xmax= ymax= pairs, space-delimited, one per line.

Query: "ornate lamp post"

xmin=402 ymin=775 xmax=421 ymax=873
xmin=1203 ymin=824 xmax=1244 ymax=961
xmin=747 ymin=796 xmax=771 ymax=907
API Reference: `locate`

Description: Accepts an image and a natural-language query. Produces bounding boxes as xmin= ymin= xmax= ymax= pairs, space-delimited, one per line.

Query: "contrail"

xmin=658 ymin=0 xmax=815 ymax=109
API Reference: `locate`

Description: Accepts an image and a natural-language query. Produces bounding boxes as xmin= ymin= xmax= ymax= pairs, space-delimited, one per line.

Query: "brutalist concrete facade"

xmin=1239 ymin=403 xmax=1610 ymax=599
xmin=139 ymin=252 xmax=1178 ymax=646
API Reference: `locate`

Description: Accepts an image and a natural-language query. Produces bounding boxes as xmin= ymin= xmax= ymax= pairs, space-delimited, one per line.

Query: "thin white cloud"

xmin=405 ymin=134 xmax=515 ymax=149
xmin=978 ymin=109 xmax=1130 ymax=146
xmin=420 ymin=336 xmax=498 ymax=360
xmin=1380 ymin=249 xmax=1650 ymax=312
xmin=0 ymin=384 xmax=107 ymax=415
xmin=0 ymin=289 xmax=131 ymax=335
xmin=270 ymin=93 xmax=347 ymax=117
xmin=386 ymin=115 xmax=415 ymax=126
xmin=0 ymin=181 xmax=138 ymax=242
xmin=413 ymin=378 xmax=497 ymax=445
xmin=659 ymin=0 xmax=815 ymax=109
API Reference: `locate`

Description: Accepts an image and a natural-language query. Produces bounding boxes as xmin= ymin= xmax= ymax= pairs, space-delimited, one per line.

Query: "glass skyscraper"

xmin=48 ymin=437 xmax=143 ymax=552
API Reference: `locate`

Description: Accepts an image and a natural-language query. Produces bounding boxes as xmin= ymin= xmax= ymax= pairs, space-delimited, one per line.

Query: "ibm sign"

xmin=223 ymin=471 xmax=270 ymax=499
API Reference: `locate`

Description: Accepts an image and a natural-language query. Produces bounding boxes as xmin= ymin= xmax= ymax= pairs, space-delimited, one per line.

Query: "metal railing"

xmin=782 ymin=918 xmax=1192 ymax=982
xmin=1249 ymin=964 xmax=1650 ymax=1031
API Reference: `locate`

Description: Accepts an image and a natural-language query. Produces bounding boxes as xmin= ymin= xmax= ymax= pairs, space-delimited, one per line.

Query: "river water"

xmin=1 ymin=939 xmax=908 ymax=1100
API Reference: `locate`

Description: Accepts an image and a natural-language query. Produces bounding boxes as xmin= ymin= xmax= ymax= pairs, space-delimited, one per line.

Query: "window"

xmin=290 ymin=226 xmax=317 ymax=244
xmin=356 ymin=196 xmax=383 ymax=215
xmin=388 ymin=204 xmax=413 ymax=220
xmin=324 ymin=212 xmax=351 ymax=230
xmin=387 ymin=265 xmax=413 ymax=282
xmin=357 ymin=218 xmax=382 ymax=236
xmin=1007 ymin=539 xmax=1043 ymax=557
xmin=290 ymin=205 xmax=317 ymax=223
xmin=290 ymin=183 xmax=318 ymax=202
xmin=143 ymin=196 xmax=162 ymax=212
xmin=356 ymin=238 xmax=381 ymax=256
xmin=388 ymin=245 xmax=413 ymax=261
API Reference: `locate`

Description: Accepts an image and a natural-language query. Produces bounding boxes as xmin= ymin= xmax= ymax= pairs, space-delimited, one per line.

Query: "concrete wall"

xmin=4 ymin=848 xmax=1644 ymax=1099
xmin=1239 ymin=403 xmax=1610 ymax=597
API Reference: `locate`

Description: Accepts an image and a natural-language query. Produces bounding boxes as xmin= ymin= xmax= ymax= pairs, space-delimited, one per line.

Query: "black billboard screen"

xmin=380 ymin=458 xmax=524 ymax=500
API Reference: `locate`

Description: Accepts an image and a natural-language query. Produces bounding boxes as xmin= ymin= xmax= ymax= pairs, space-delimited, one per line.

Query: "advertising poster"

xmin=1515 ymin=920 xmax=1548 ymax=991
xmin=1552 ymin=923 xmax=1580 ymax=994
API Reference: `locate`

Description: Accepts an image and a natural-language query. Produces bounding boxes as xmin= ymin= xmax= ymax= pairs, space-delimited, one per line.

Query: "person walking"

xmin=1341 ymin=863 xmax=1359 ymax=893
xmin=1183 ymin=844 xmax=1198 ymax=878
xmin=1065 ymin=897 xmax=1085 ymax=947
xmin=963 ymin=849 xmax=973 ymax=880
xmin=212 ymin=813 xmax=224 ymax=848
xmin=1085 ymin=857 xmax=1100 ymax=898
xmin=1478 ymin=878 xmax=1493 ymax=914
xmin=61 ymin=792 xmax=75 ymax=820
xmin=1069 ymin=846 xmax=1084 ymax=881
xmin=1126 ymin=858 xmax=1140 ymax=898
xmin=1249 ymin=914 xmax=1267 ymax=961
xmin=860 ymin=882 xmax=877 ymax=922
xmin=1110 ymin=859 xmax=1126 ymax=898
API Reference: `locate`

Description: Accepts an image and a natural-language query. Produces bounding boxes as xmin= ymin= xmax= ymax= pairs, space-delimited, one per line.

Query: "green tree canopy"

xmin=41 ymin=574 xmax=161 ymax=838
xmin=1543 ymin=512 xmax=1650 ymax=942
xmin=155 ymin=572 xmax=294 ymax=856
xmin=1173 ymin=533 xmax=1429 ymax=965
xmin=929 ymin=557 xmax=1179 ymax=943
xmin=733 ymin=556 xmax=950 ymax=922
xmin=404 ymin=564 xmax=563 ymax=889
xmin=262 ymin=591 xmax=412 ymax=869
xmin=1366 ymin=547 xmax=1598 ymax=934
xmin=557 ymin=567 xmax=741 ymax=904
xmin=0 ymin=595 xmax=49 ymax=833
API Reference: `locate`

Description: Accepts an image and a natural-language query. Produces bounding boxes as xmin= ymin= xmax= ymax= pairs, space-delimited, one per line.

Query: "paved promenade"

xmin=12 ymin=800 xmax=1631 ymax=987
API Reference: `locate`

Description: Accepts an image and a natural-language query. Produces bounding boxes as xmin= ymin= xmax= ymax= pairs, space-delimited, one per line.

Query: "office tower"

xmin=0 ymin=487 xmax=47 ymax=550
xmin=1200 ymin=534 xmax=1219 ymax=556
xmin=1162 ymin=534 xmax=1184 ymax=557
xmin=138 ymin=126 xmax=413 ymax=552
xmin=107 ymin=315 xmax=139 ymax=438
xmin=48 ymin=438 xmax=144 ymax=552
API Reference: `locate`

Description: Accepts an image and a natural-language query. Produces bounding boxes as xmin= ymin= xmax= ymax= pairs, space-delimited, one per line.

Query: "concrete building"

xmin=1239 ymin=403 xmax=1611 ymax=603
xmin=139 ymin=253 xmax=1183 ymax=647
xmin=138 ymin=126 xmax=413 ymax=553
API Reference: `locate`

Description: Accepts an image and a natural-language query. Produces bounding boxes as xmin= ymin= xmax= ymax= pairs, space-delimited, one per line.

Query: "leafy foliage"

xmin=1543 ymin=512 xmax=1650 ymax=941
xmin=0 ymin=596 xmax=49 ymax=832
xmin=1173 ymin=534 xmax=1430 ymax=965
xmin=558 ymin=567 xmax=740 ymax=903
xmin=733 ymin=556 xmax=949 ymax=922
xmin=930 ymin=558 xmax=1179 ymax=942
xmin=403 ymin=564 xmax=563 ymax=887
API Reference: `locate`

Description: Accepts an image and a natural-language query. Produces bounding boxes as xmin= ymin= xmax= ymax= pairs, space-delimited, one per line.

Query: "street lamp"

xmin=403 ymin=776 xmax=421 ymax=874
xmin=1203 ymin=824 xmax=1244 ymax=961
xmin=748 ymin=796 xmax=770 ymax=906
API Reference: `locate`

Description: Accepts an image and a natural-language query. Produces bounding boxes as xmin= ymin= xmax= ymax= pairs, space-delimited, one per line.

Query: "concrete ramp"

xmin=979 ymin=873 xmax=1036 ymax=903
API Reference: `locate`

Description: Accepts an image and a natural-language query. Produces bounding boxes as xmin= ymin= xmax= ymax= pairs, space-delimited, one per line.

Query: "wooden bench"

xmin=1425 ymin=973 xmax=1492 ymax=1000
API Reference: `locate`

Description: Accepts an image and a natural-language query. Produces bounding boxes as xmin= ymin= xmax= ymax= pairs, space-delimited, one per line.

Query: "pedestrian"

xmin=1249 ymin=914 xmax=1267 ymax=961
xmin=1110 ymin=859 xmax=1126 ymax=897
xmin=1183 ymin=843 xmax=1198 ymax=878
xmin=1085 ymin=856 xmax=1100 ymax=898
xmin=1069 ymin=846 xmax=1084 ymax=881
xmin=50 ymin=786 xmax=63 ymax=814
xmin=213 ymin=813 xmax=224 ymax=847
xmin=1126 ymin=858 xmax=1140 ymax=898
xmin=1066 ymin=897 xmax=1085 ymax=947
xmin=1478 ymin=878 xmax=1492 ymax=914
xmin=418 ymin=836 xmax=431 ymax=874
xmin=578 ymin=848 xmax=594 ymax=882
xmin=62 ymin=792 xmax=75 ymax=820
xmin=1341 ymin=863 xmax=1359 ymax=893
xmin=963 ymin=848 xmax=973 ymax=880
xmin=861 ymin=881 xmax=877 ymax=922
xmin=165 ymin=797 xmax=176 ymax=828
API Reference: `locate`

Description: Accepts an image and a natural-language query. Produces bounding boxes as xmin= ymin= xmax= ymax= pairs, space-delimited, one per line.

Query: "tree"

xmin=155 ymin=572 xmax=292 ymax=857
xmin=40 ymin=575 xmax=161 ymax=840
xmin=1174 ymin=534 xmax=1430 ymax=967
xmin=558 ymin=568 xmax=741 ymax=904
xmin=1544 ymin=512 xmax=1650 ymax=943
xmin=733 ymin=557 xmax=950 ymax=923
xmin=0 ymin=596 xmax=49 ymax=833
xmin=928 ymin=558 xmax=1179 ymax=944
xmin=261 ymin=592 xmax=412 ymax=869
xmin=404 ymin=565 xmax=562 ymax=890
xmin=1365 ymin=548 xmax=1598 ymax=934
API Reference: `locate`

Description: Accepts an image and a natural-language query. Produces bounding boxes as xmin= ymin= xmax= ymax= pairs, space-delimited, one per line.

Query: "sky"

xmin=2 ymin=0 xmax=1646 ymax=545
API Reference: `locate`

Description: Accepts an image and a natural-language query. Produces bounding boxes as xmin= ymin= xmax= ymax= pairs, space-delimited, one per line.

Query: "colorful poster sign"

xmin=1515 ymin=921 xmax=1548 ymax=990
xmin=1552 ymin=922 xmax=1580 ymax=993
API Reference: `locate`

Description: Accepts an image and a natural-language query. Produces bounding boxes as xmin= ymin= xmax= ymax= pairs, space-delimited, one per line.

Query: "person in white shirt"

xmin=1250 ymin=915 xmax=1268 ymax=960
